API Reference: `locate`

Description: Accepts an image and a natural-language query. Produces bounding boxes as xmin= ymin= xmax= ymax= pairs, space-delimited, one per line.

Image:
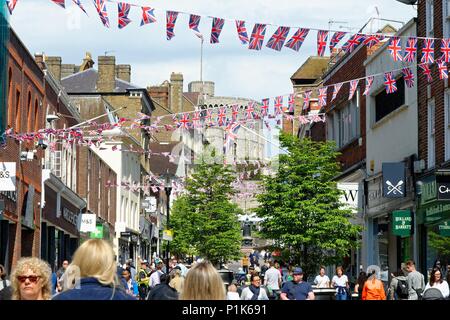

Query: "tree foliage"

xmin=428 ymin=231 xmax=450 ymax=258
xmin=170 ymin=153 xmax=242 ymax=265
xmin=255 ymin=132 xmax=362 ymax=276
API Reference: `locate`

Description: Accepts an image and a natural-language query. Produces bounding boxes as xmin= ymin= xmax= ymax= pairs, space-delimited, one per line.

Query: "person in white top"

xmin=331 ymin=266 xmax=349 ymax=300
xmin=314 ymin=266 xmax=330 ymax=288
xmin=423 ymin=267 xmax=449 ymax=299
xmin=241 ymin=274 xmax=269 ymax=300
xmin=263 ymin=260 xmax=282 ymax=299
xmin=226 ymin=284 xmax=241 ymax=300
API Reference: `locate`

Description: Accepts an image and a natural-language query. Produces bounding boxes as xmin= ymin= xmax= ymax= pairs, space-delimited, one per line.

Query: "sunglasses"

xmin=17 ymin=275 xmax=40 ymax=283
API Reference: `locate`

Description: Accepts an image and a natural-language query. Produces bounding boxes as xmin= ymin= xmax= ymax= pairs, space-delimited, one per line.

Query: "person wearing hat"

xmin=137 ymin=260 xmax=150 ymax=300
xmin=280 ymin=267 xmax=314 ymax=300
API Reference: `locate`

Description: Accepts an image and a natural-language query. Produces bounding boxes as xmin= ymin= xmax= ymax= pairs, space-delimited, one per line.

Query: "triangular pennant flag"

xmin=332 ymin=83 xmax=343 ymax=101
xmin=274 ymin=96 xmax=283 ymax=115
xmin=51 ymin=0 xmax=65 ymax=8
xmin=439 ymin=60 xmax=448 ymax=80
xmin=388 ymin=37 xmax=403 ymax=61
xmin=317 ymin=30 xmax=329 ymax=56
xmin=210 ymin=17 xmax=225 ymax=44
xmin=235 ymin=20 xmax=249 ymax=44
xmin=402 ymin=67 xmax=415 ymax=88
xmin=72 ymin=0 xmax=87 ymax=15
xmin=303 ymin=91 xmax=312 ymax=110
xmin=329 ymin=31 xmax=346 ymax=53
xmin=318 ymin=87 xmax=328 ymax=107
xmin=404 ymin=37 xmax=417 ymax=63
xmin=363 ymin=76 xmax=374 ymax=96
xmin=140 ymin=7 xmax=156 ymax=26
xmin=6 ymin=0 xmax=18 ymax=15
xmin=166 ymin=11 xmax=179 ymax=40
xmin=348 ymin=80 xmax=359 ymax=100
xmin=441 ymin=38 xmax=450 ymax=63
xmin=261 ymin=98 xmax=269 ymax=116
xmin=288 ymin=94 xmax=295 ymax=113
xmin=248 ymin=23 xmax=267 ymax=50
xmin=189 ymin=14 xmax=203 ymax=39
xmin=384 ymin=72 xmax=397 ymax=94
xmin=419 ymin=64 xmax=433 ymax=83
xmin=266 ymin=26 xmax=290 ymax=51
xmin=363 ymin=34 xmax=384 ymax=48
xmin=117 ymin=2 xmax=132 ymax=29
xmin=285 ymin=28 xmax=309 ymax=51
xmin=421 ymin=38 xmax=435 ymax=64
xmin=342 ymin=34 xmax=365 ymax=53
xmin=93 ymin=0 xmax=110 ymax=28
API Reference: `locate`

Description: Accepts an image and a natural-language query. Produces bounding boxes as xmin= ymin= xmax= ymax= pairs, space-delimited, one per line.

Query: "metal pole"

xmin=165 ymin=186 xmax=171 ymax=273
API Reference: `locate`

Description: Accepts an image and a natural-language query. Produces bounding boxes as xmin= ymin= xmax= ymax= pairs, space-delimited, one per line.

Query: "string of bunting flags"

xmin=5 ymin=0 xmax=450 ymax=61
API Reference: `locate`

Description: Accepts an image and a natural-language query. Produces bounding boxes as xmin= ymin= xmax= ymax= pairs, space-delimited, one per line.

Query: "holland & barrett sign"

xmin=392 ymin=210 xmax=412 ymax=237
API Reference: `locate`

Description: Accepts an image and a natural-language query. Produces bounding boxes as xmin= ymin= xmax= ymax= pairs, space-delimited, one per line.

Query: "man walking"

xmin=405 ymin=260 xmax=425 ymax=300
xmin=280 ymin=267 xmax=315 ymax=300
xmin=264 ymin=260 xmax=282 ymax=300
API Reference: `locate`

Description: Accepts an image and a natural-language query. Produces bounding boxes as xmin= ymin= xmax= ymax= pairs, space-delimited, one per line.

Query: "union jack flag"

xmin=331 ymin=83 xmax=343 ymax=101
xmin=6 ymin=0 xmax=18 ymax=14
xmin=166 ymin=11 xmax=179 ymax=40
xmin=261 ymin=98 xmax=269 ymax=116
xmin=303 ymin=91 xmax=312 ymax=110
xmin=235 ymin=20 xmax=249 ymax=44
xmin=402 ymin=67 xmax=415 ymax=88
xmin=329 ymin=31 xmax=346 ymax=53
xmin=363 ymin=34 xmax=384 ymax=48
xmin=318 ymin=87 xmax=328 ymax=107
xmin=249 ymin=24 xmax=267 ymax=50
xmin=388 ymin=37 xmax=402 ymax=62
xmin=274 ymin=96 xmax=283 ymax=115
xmin=51 ymin=0 xmax=65 ymax=8
xmin=224 ymin=122 xmax=241 ymax=149
xmin=140 ymin=7 xmax=156 ymax=26
xmin=246 ymin=102 xmax=255 ymax=119
xmin=285 ymin=28 xmax=310 ymax=51
xmin=363 ymin=76 xmax=374 ymax=96
xmin=342 ymin=34 xmax=365 ymax=53
xmin=217 ymin=107 xmax=227 ymax=126
xmin=421 ymin=38 xmax=435 ymax=64
xmin=72 ymin=0 xmax=87 ymax=15
xmin=348 ymin=80 xmax=359 ymax=100
xmin=317 ymin=30 xmax=329 ymax=57
xmin=288 ymin=94 xmax=295 ymax=113
xmin=172 ymin=114 xmax=180 ymax=128
xmin=231 ymin=105 xmax=239 ymax=121
xmin=384 ymin=72 xmax=397 ymax=94
xmin=266 ymin=26 xmax=290 ymax=51
xmin=205 ymin=109 xmax=215 ymax=126
xmin=419 ymin=64 xmax=433 ymax=83
xmin=441 ymin=39 xmax=450 ymax=63
xmin=439 ymin=61 xmax=448 ymax=80
xmin=189 ymin=14 xmax=203 ymax=39
xmin=93 ymin=0 xmax=110 ymax=28
xmin=210 ymin=17 xmax=225 ymax=44
xmin=192 ymin=111 xmax=201 ymax=128
xmin=118 ymin=3 xmax=132 ymax=29
xmin=179 ymin=113 xmax=190 ymax=130
xmin=404 ymin=37 xmax=417 ymax=63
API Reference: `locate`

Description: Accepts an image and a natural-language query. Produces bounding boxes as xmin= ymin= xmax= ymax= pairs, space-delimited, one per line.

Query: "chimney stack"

xmin=97 ymin=56 xmax=116 ymax=92
xmin=116 ymin=64 xmax=131 ymax=83
xmin=45 ymin=56 xmax=62 ymax=81
xmin=170 ymin=73 xmax=183 ymax=113
xmin=34 ymin=53 xmax=45 ymax=70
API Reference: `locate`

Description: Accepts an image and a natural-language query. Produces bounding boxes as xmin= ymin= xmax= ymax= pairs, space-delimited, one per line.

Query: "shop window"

xmin=375 ymin=76 xmax=405 ymax=123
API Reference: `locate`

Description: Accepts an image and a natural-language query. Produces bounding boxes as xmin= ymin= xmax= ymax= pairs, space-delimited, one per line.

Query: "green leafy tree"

xmin=170 ymin=152 xmax=242 ymax=265
xmin=255 ymin=132 xmax=362 ymax=277
xmin=428 ymin=231 xmax=450 ymax=258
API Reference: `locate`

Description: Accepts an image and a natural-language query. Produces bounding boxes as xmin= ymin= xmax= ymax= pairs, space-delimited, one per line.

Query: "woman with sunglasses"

xmin=10 ymin=257 xmax=52 ymax=300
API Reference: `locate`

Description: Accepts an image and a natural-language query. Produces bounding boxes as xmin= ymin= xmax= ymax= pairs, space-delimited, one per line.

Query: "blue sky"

xmin=7 ymin=0 xmax=416 ymax=101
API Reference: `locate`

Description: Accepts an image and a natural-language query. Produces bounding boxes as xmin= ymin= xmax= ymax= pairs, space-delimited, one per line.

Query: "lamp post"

xmin=161 ymin=171 xmax=173 ymax=273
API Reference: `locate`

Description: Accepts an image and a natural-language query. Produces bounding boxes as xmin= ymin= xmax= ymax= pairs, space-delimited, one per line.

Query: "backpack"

xmin=396 ymin=278 xmax=408 ymax=299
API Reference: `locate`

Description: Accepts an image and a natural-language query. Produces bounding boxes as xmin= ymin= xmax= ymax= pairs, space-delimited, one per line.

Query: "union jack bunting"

xmin=404 ymin=37 xmax=417 ymax=63
xmin=217 ymin=107 xmax=227 ymax=126
xmin=72 ymin=0 xmax=87 ymax=15
xmin=205 ymin=109 xmax=215 ymax=126
xmin=439 ymin=61 xmax=449 ymax=80
xmin=363 ymin=76 xmax=374 ymax=96
xmin=303 ymin=91 xmax=312 ymax=110
xmin=285 ymin=28 xmax=310 ymax=51
xmin=288 ymin=94 xmax=295 ymax=113
xmin=317 ymin=30 xmax=329 ymax=57
xmin=421 ymin=38 xmax=435 ymax=64
xmin=419 ymin=64 xmax=433 ymax=83
xmin=348 ymin=80 xmax=359 ymax=100
xmin=384 ymin=72 xmax=397 ymax=94
xmin=329 ymin=31 xmax=346 ymax=53
xmin=441 ymin=39 xmax=450 ymax=63
xmin=231 ymin=105 xmax=240 ymax=121
xmin=274 ymin=96 xmax=283 ymax=115
xmin=224 ymin=122 xmax=241 ymax=148
xmin=140 ymin=7 xmax=156 ymax=26
xmin=166 ymin=11 xmax=179 ymax=40
xmin=388 ymin=37 xmax=402 ymax=62
xmin=266 ymin=26 xmax=290 ymax=51
xmin=235 ymin=20 xmax=249 ymax=44
xmin=93 ymin=0 xmax=109 ymax=28
xmin=189 ymin=14 xmax=203 ymax=39
xmin=6 ymin=0 xmax=18 ymax=14
xmin=172 ymin=115 xmax=180 ymax=128
xmin=246 ymin=102 xmax=256 ymax=120
xmin=261 ymin=98 xmax=269 ymax=116
xmin=402 ymin=67 xmax=415 ymax=88
xmin=51 ymin=0 xmax=65 ymax=8
xmin=210 ymin=17 xmax=225 ymax=44
xmin=192 ymin=111 xmax=201 ymax=128
xmin=248 ymin=24 xmax=267 ymax=50
xmin=118 ymin=3 xmax=132 ymax=29
xmin=179 ymin=113 xmax=190 ymax=130
xmin=363 ymin=34 xmax=383 ymax=48
xmin=318 ymin=87 xmax=328 ymax=107
xmin=332 ymin=83 xmax=343 ymax=101
xmin=342 ymin=34 xmax=365 ymax=53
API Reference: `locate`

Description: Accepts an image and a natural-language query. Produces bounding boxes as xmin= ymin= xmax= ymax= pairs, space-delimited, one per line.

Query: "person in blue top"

xmin=121 ymin=268 xmax=139 ymax=298
xmin=280 ymin=267 xmax=315 ymax=300
xmin=52 ymin=239 xmax=136 ymax=300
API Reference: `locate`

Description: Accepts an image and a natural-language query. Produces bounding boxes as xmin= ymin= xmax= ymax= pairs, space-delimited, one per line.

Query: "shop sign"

xmin=392 ymin=210 xmax=412 ymax=237
xmin=422 ymin=203 xmax=450 ymax=224
xmin=0 ymin=162 xmax=16 ymax=192
xmin=90 ymin=225 xmax=104 ymax=239
xmin=162 ymin=229 xmax=173 ymax=241
xmin=382 ymin=162 xmax=406 ymax=198
xmin=439 ymin=221 xmax=450 ymax=237
xmin=337 ymin=182 xmax=360 ymax=213
xmin=63 ymin=207 xmax=78 ymax=226
xmin=78 ymin=213 xmax=97 ymax=232
xmin=436 ymin=175 xmax=450 ymax=200
xmin=420 ymin=177 xmax=437 ymax=206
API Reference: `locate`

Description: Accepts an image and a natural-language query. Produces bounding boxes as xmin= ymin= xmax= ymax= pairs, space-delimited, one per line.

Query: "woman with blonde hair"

xmin=53 ymin=239 xmax=135 ymax=300
xmin=180 ymin=261 xmax=226 ymax=300
xmin=10 ymin=257 xmax=52 ymax=300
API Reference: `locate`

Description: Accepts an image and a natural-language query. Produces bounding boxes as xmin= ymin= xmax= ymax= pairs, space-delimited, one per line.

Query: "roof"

xmin=290 ymin=56 xmax=330 ymax=82
xmin=183 ymin=92 xmax=200 ymax=106
xmin=149 ymin=142 xmax=178 ymax=176
xmin=61 ymin=68 xmax=140 ymax=93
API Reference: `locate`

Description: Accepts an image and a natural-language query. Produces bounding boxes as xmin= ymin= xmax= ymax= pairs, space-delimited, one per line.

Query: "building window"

xmin=7 ymin=68 xmax=12 ymax=127
xmin=327 ymin=95 xmax=359 ymax=148
xmin=427 ymin=0 xmax=434 ymax=38
xmin=15 ymin=89 xmax=21 ymax=132
xmin=428 ymin=98 xmax=436 ymax=169
xmin=444 ymin=0 xmax=450 ymax=38
xmin=375 ymin=76 xmax=405 ymax=123
xmin=34 ymin=99 xmax=39 ymax=133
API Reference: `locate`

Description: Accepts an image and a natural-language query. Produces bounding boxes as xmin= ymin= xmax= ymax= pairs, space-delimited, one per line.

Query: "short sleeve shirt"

xmin=281 ymin=281 xmax=313 ymax=300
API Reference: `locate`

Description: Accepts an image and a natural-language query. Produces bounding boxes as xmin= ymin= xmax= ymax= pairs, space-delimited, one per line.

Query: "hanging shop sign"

xmin=392 ymin=210 xmax=412 ymax=237
xmin=90 ymin=225 xmax=104 ymax=239
xmin=78 ymin=213 xmax=97 ymax=232
xmin=436 ymin=174 xmax=450 ymax=201
xmin=0 ymin=162 xmax=16 ymax=192
xmin=162 ymin=229 xmax=173 ymax=241
xmin=337 ymin=182 xmax=360 ymax=213
xmin=439 ymin=221 xmax=450 ymax=237
xmin=382 ymin=162 xmax=406 ymax=198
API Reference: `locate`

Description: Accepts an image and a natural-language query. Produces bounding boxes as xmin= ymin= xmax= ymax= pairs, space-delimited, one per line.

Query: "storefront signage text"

xmin=392 ymin=210 xmax=412 ymax=237
xmin=63 ymin=207 xmax=78 ymax=226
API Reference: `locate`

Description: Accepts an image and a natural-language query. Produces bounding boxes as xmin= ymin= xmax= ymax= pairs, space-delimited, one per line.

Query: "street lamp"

xmin=160 ymin=170 xmax=174 ymax=273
